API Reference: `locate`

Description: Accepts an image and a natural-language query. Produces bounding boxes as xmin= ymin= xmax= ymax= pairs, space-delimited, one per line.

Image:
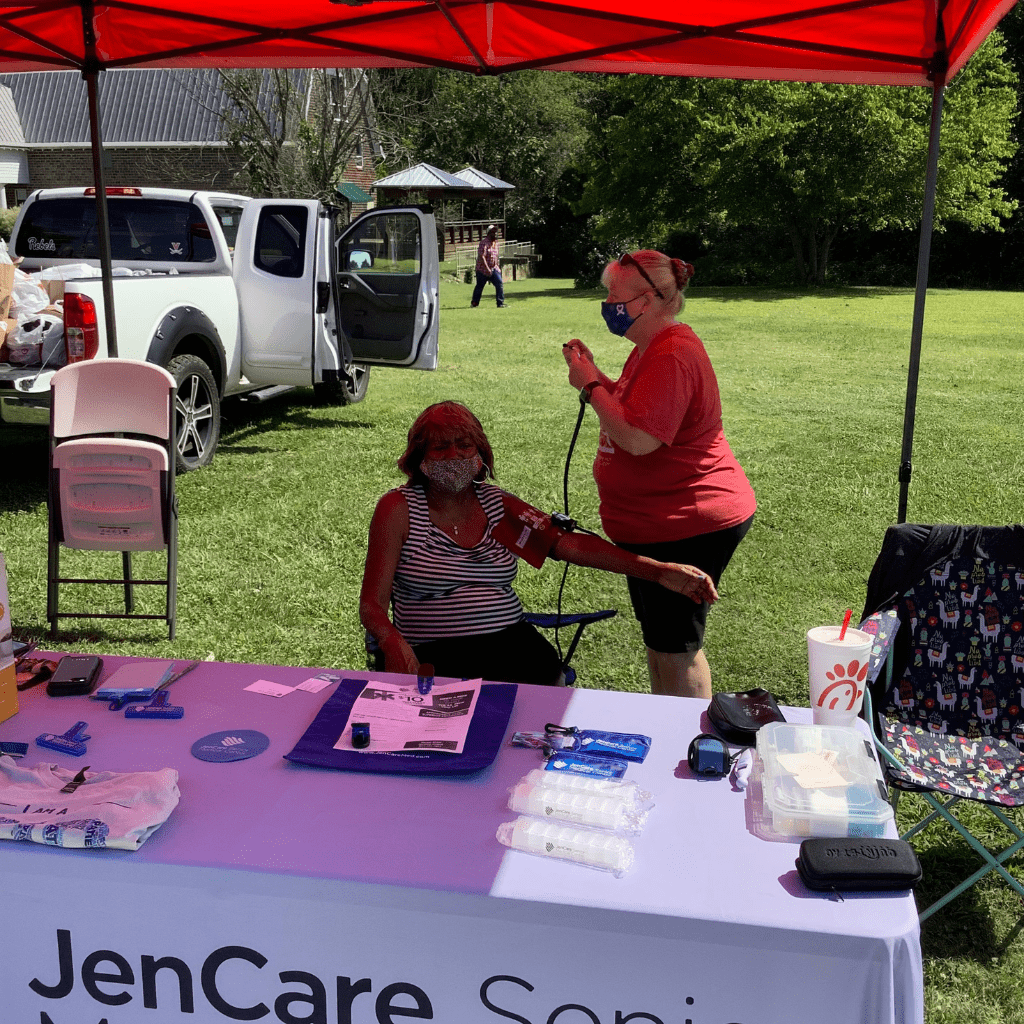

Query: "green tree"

xmin=576 ymin=34 xmax=1018 ymax=285
xmin=217 ymin=69 xmax=373 ymax=202
xmin=372 ymin=69 xmax=599 ymax=240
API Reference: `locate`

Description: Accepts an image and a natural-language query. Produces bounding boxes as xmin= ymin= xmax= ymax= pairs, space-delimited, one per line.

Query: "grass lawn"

xmin=2 ymin=275 xmax=1023 ymax=1018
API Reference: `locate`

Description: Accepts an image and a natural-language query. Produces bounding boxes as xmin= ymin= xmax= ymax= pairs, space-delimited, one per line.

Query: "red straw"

xmin=838 ymin=608 xmax=853 ymax=641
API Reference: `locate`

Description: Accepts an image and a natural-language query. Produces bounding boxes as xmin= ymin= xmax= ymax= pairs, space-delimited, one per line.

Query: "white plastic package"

xmin=523 ymin=768 xmax=653 ymax=807
xmin=508 ymin=781 xmax=630 ymax=832
xmin=39 ymin=263 xmax=100 ymax=283
xmin=514 ymin=770 xmax=653 ymax=833
xmin=5 ymin=312 xmax=65 ymax=368
xmin=496 ymin=817 xmax=635 ymax=876
xmin=10 ymin=270 xmax=49 ymax=317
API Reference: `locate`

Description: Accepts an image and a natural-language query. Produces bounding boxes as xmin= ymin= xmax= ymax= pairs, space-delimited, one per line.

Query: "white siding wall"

xmin=0 ymin=150 xmax=28 ymax=208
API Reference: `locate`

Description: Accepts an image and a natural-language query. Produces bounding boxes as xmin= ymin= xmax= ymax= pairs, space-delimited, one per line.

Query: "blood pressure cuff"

xmin=491 ymin=492 xmax=567 ymax=569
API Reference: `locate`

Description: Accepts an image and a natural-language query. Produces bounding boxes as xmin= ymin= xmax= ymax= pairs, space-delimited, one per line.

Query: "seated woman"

xmin=359 ymin=401 xmax=718 ymax=686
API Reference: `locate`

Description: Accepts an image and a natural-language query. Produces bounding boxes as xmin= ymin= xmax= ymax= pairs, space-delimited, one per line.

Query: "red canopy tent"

xmin=0 ymin=0 xmax=1011 ymax=82
xmin=0 ymin=0 xmax=1018 ymax=516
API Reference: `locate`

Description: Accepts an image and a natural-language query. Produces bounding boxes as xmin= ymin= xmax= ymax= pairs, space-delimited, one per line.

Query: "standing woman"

xmin=563 ymin=251 xmax=756 ymax=700
xmin=359 ymin=401 xmax=719 ymax=686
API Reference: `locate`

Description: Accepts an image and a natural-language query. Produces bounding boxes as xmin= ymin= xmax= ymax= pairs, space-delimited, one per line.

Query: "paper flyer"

xmin=333 ymin=678 xmax=482 ymax=754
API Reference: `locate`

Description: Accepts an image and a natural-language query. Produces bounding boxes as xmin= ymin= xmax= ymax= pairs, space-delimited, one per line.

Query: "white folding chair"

xmin=47 ymin=359 xmax=178 ymax=639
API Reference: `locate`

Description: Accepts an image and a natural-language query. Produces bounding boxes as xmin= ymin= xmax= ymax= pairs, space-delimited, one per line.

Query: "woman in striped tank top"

xmin=360 ymin=402 xmax=718 ymax=686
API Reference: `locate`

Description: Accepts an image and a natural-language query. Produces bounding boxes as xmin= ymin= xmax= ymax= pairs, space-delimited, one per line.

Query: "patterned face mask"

xmin=601 ymin=298 xmax=643 ymax=336
xmin=421 ymin=454 xmax=483 ymax=493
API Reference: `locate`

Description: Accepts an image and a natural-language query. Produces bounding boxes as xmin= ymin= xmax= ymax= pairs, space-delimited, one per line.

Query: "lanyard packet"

xmin=544 ymin=751 xmax=629 ymax=778
xmin=575 ymin=730 xmax=651 ymax=763
xmin=545 ymin=724 xmax=651 ymax=764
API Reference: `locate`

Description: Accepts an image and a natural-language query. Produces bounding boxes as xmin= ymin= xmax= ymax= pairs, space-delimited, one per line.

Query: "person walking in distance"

xmin=471 ymin=225 xmax=506 ymax=308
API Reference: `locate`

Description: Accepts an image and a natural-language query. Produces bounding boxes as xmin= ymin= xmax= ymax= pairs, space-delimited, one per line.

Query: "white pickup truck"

xmin=0 ymin=187 xmax=439 ymax=470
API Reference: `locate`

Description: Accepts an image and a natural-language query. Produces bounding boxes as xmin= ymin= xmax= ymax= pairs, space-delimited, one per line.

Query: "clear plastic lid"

xmin=756 ymin=721 xmax=894 ymax=838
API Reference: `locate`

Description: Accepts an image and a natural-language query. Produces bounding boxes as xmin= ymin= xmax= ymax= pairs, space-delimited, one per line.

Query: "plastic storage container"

xmin=756 ymin=721 xmax=894 ymax=838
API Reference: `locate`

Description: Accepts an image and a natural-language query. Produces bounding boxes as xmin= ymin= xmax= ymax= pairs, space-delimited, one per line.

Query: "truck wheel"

xmin=314 ymin=363 xmax=370 ymax=406
xmin=168 ymin=354 xmax=221 ymax=472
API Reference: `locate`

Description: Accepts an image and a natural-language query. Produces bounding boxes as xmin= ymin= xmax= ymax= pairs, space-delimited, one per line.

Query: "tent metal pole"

xmin=81 ymin=0 xmax=119 ymax=357
xmin=897 ymin=77 xmax=945 ymax=524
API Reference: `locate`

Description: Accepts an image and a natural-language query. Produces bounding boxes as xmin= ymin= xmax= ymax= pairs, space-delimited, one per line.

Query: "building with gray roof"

xmin=0 ymin=69 xmax=378 ymax=212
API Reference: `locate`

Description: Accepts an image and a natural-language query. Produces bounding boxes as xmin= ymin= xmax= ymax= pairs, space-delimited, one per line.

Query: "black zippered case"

xmin=707 ymin=687 xmax=785 ymax=745
xmin=797 ymin=838 xmax=922 ymax=891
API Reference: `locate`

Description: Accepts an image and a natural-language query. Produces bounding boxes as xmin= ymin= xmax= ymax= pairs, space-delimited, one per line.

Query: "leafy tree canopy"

xmin=217 ymin=68 xmax=372 ymax=203
xmin=372 ymin=69 xmax=600 ymax=236
xmin=575 ymin=34 xmax=1018 ymax=284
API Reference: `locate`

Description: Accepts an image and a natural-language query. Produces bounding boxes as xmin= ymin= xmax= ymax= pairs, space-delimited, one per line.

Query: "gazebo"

xmin=371 ymin=161 xmax=515 ymax=258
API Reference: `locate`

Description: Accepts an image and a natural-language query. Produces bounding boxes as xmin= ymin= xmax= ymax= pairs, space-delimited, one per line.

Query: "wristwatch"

xmin=580 ymin=380 xmax=602 ymax=404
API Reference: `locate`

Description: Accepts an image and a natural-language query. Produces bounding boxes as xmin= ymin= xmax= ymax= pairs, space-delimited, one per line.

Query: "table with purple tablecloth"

xmin=0 ymin=655 xmax=923 ymax=1024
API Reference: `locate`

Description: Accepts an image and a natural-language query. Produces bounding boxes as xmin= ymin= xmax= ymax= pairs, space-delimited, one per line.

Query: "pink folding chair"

xmin=47 ymin=359 xmax=178 ymax=639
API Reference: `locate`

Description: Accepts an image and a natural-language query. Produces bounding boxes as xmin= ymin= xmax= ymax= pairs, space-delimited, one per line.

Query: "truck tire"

xmin=168 ymin=353 xmax=221 ymax=472
xmin=313 ymin=363 xmax=371 ymax=406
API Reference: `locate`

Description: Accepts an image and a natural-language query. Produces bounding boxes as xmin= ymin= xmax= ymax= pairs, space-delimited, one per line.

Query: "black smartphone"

xmin=46 ymin=655 xmax=103 ymax=696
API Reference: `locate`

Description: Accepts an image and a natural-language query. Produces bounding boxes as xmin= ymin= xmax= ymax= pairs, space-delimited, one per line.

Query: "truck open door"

xmin=331 ymin=207 xmax=439 ymax=371
xmin=236 ymin=202 xmax=438 ymax=391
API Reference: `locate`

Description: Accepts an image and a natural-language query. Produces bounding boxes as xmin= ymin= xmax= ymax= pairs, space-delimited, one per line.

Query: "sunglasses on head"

xmin=619 ymin=252 xmax=664 ymax=300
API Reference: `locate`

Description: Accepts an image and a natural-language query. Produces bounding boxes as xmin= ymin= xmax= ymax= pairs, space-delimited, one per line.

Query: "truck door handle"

xmin=316 ymin=282 xmax=331 ymax=314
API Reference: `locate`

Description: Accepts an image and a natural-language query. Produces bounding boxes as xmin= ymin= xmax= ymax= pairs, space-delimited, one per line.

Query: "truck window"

xmin=254 ymin=207 xmax=307 ymax=278
xmin=212 ymin=205 xmax=245 ymax=253
xmin=341 ymin=212 xmax=422 ymax=276
xmin=13 ymin=197 xmax=217 ymax=262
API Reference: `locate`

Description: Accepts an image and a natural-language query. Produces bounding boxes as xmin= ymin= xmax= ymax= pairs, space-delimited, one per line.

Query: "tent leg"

xmin=897 ymin=80 xmax=945 ymax=524
xmin=81 ymin=0 xmax=119 ymax=357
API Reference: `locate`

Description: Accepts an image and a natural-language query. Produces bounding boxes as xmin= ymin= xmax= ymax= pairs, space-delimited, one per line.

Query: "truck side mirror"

xmin=347 ymin=249 xmax=374 ymax=271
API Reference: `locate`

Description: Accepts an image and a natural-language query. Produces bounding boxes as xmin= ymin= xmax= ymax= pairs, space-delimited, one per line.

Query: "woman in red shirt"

xmin=563 ymin=251 xmax=756 ymax=699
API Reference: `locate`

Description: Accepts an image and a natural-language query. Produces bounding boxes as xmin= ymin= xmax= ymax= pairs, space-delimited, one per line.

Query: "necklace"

xmin=452 ymin=523 xmax=459 ymax=535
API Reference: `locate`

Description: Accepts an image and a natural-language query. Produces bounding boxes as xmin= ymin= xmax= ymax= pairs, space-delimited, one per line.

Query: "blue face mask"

xmin=601 ymin=299 xmax=642 ymax=336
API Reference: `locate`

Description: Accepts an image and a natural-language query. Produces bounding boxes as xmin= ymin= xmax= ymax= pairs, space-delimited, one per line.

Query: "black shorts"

xmin=409 ymin=619 xmax=562 ymax=686
xmin=618 ymin=515 xmax=754 ymax=655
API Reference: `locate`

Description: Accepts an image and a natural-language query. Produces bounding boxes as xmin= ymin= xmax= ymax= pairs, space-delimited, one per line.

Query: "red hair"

xmin=601 ymin=250 xmax=694 ymax=315
xmin=397 ymin=402 xmax=495 ymax=486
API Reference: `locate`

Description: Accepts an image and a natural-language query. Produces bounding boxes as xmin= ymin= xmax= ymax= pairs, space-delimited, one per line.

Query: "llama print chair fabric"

xmin=862 ymin=523 xmax=1024 ymax=806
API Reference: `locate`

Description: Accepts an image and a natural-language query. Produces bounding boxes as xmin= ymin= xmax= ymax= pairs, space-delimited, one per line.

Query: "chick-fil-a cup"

xmin=807 ymin=625 xmax=873 ymax=726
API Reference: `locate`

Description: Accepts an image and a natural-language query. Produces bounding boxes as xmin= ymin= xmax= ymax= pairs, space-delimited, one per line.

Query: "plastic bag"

xmin=0 ymin=318 xmax=13 ymax=362
xmin=38 ymin=263 xmax=100 ymax=303
xmin=10 ymin=270 xmax=49 ymax=318
xmin=7 ymin=312 xmax=65 ymax=368
xmin=39 ymin=263 xmax=100 ymax=282
xmin=508 ymin=772 xmax=652 ymax=835
xmin=496 ymin=817 xmax=635 ymax=876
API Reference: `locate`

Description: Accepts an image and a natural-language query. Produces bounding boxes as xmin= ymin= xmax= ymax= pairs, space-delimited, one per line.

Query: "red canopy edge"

xmin=0 ymin=0 xmax=1016 ymax=85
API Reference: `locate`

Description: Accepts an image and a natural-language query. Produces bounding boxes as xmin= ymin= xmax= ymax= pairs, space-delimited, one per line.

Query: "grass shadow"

xmin=480 ymin=280 xmax=915 ymax=304
xmin=693 ymin=285 xmax=915 ymax=303
xmin=220 ymin=394 xmax=375 ymax=447
xmin=0 ymin=425 xmax=48 ymax=512
xmin=904 ymin=812 xmax=1024 ymax=959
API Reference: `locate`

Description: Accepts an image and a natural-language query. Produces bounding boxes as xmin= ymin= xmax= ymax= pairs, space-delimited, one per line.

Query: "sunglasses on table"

xmin=619 ymin=252 xmax=664 ymax=299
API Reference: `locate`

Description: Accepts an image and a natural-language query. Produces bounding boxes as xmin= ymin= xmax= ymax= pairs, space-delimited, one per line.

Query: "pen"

xmin=156 ymin=660 xmax=201 ymax=692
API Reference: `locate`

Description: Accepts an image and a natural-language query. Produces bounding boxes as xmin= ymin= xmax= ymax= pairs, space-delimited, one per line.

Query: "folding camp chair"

xmin=47 ymin=359 xmax=179 ymax=640
xmin=860 ymin=523 xmax=1024 ymax=921
xmin=365 ymin=609 xmax=617 ymax=686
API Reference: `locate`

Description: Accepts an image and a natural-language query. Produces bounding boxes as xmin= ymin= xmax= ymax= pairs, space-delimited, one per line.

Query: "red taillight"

xmin=83 ymin=187 xmax=143 ymax=197
xmin=63 ymin=292 xmax=100 ymax=362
